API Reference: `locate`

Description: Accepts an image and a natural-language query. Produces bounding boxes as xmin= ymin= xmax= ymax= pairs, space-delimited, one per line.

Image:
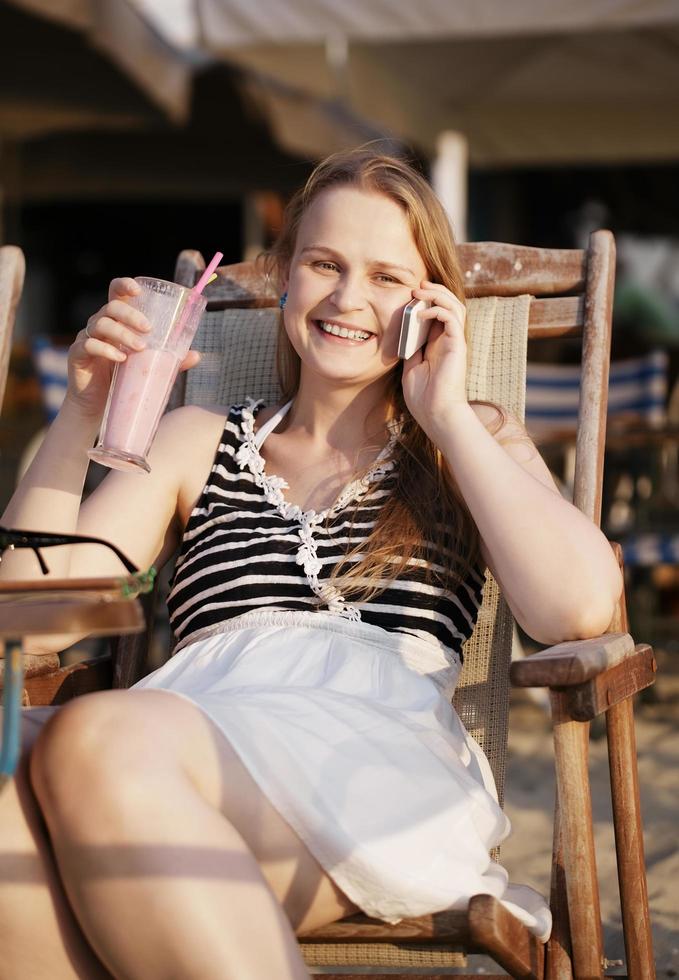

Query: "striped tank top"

xmin=167 ymin=401 xmax=485 ymax=661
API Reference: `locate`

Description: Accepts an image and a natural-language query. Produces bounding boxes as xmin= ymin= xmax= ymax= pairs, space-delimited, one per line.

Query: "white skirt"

xmin=132 ymin=609 xmax=551 ymax=941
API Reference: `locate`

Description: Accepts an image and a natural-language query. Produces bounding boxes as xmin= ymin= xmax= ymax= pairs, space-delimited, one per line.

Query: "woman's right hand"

xmin=66 ymin=277 xmax=148 ymax=418
xmin=66 ymin=277 xmax=200 ymax=418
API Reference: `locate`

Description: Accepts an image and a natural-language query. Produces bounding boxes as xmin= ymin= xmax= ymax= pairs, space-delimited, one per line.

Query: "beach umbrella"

xmin=8 ymin=0 xmax=679 ymax=237
xmin=0 ymin=0 xmax=392 ymax=193
xmin=107 ymin=0 xmax=679 ymax=167
xmin=0 ymin=2 xmax=352 ymax=203
xmin=1 ymin=0 xmax=195 ymax=128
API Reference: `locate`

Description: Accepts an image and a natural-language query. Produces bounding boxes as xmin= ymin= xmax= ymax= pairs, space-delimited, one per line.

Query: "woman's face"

xmin=283 ymin=186 xmax=428 ymax=392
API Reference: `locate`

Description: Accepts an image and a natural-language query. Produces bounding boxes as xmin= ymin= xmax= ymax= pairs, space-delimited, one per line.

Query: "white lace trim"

xmin=235 ymin=399 xmax=399 ymax=622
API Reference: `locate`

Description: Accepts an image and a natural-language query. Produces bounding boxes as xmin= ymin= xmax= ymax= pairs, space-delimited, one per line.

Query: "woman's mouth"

xmin=313 ymin=320 xmax=373 ymax=344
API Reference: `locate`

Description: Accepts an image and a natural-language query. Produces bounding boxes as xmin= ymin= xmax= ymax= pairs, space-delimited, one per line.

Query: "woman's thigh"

xmin=36 ymin=689 xmax=358 ymax=936
xmin=0 ymin=707 xmax=111 ymax=979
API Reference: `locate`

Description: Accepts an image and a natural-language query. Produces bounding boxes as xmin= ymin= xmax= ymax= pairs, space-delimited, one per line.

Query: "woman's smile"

xmin=312 ymin=318 xmax=375 ymax=345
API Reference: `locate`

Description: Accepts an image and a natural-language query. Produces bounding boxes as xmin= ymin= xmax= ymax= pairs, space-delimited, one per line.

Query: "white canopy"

xmin=7 ymin=0 xmax=679 ymax=164
xmin=135 ymin=0 xmax=679 ymax=45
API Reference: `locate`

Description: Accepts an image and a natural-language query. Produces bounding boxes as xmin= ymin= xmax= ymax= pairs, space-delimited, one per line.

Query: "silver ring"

xmin=84 ymin=323 xmax=93 ymax=340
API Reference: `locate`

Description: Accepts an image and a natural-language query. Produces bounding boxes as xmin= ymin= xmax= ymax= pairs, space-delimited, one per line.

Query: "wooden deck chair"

xmin=0 ymin=245 xmax=26 ymax=676
xmin=0 ymin=245 xmax=25 ymax=416
xmin=116 ymin=233 xmax=656 ymax=979
xmin=5 ymin=234 xmax=656 ymax=979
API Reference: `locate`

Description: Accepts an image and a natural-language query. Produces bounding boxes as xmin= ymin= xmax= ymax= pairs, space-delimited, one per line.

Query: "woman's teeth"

xmin=318 ymin=320 xmax=371 ymax=341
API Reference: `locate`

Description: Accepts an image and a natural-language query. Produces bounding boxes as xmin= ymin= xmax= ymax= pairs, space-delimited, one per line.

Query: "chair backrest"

xmin=0 ymin=246 xmax=26 ymax=415
xmin=178 ymin=235 xmax=614 ymax=520
xmin=167 ymin=234 xmax=615 ymax=802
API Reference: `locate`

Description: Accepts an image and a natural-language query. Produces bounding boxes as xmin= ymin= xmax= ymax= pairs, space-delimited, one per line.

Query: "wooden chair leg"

xmin=545 ymin=797 xmax=574 ymax=980
xmin=606 ymin=697 xmax=656 ymax=979
xmin=551 ymin=691 xmax=604 ymax=979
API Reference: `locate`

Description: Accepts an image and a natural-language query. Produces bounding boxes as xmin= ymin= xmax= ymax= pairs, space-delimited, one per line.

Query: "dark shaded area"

xmin=5 ymin=63 xmax=315 ymax=206
xmin=472 ymin=162 xmax=679 ymax=393
xmin=16 ymin=197 xmax=242 ymax=337
xmin=0 ymin=1 xmax=160 ymax=127
xmin=470 ymin=163 xmax=679 ymax=245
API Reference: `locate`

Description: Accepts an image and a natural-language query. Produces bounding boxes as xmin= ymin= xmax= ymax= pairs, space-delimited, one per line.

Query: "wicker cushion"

xmin=185 ymin=308 xmax=281 ymax=409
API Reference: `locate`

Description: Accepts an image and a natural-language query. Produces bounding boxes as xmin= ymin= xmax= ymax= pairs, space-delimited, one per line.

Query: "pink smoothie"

xmin=101 ymin=347 xmax=180 ymax=458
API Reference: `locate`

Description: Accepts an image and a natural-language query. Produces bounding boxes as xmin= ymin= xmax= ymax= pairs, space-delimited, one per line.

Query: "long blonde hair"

xmin=264 ymin=146 xmax=488 ymax=598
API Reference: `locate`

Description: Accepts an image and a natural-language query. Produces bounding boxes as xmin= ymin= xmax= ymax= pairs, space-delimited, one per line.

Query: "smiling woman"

xmin=283 ymin=189 xmax=428 ymax=374
xmin=0 ymin=146 xmax=622 ymax=979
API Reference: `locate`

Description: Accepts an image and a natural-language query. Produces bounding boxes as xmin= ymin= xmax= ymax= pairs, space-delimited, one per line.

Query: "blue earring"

xmin=279 ymin=291 xmax=288 ymax=310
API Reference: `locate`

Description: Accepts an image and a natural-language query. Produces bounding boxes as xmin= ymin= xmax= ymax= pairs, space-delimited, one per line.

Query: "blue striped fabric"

xmin=33 ymin=338 xmax=70 ymax=421
xmin=526 ymin=350 xmax=668 ymax=429
xmin=622 ymin=533 xmax=679 ymax=566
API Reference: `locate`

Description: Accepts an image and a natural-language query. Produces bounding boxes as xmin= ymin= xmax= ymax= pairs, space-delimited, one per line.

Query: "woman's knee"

xmin=29 ymin=690 xmax=207 ymax=812
xmin=29 ymin=692 xmax=153 ymax=808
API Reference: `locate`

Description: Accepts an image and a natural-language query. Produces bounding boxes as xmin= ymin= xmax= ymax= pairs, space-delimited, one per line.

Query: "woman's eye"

xmin=315 ymin=261 xmax=339 ymax=272
xmin=375 ymin=273 xmax=398 ymax=284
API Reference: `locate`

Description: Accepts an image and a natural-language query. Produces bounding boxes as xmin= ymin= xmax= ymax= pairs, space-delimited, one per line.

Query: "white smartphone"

xmin=398 ymin=299 xmax=431 ymax=359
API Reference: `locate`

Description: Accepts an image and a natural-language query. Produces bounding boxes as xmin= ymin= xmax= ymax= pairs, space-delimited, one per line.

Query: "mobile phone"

xmin=398 ymin=299 xmax=431 ymax=359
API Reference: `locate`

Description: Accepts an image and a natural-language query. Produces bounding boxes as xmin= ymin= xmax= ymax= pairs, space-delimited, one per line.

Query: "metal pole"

xmin=431 ymin=130 xmax=469 ymax=243
xmin=0 ymin=637 xmax=24 ymax=790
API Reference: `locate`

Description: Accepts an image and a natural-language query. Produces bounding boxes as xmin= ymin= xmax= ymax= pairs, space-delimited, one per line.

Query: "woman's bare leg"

xmin=0 ymin=708 xmax=111 ymax=979
xmin=30 ymin=690 xmax=357 ymax=980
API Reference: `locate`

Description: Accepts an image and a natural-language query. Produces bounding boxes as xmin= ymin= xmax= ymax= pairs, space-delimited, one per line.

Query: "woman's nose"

xmin=330 ymin=276 xmax=367 ymax=312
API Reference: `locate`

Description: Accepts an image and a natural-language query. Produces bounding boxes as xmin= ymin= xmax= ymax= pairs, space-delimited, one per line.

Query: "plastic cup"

xmin=88 ymin=277 xmax=207 ymax=474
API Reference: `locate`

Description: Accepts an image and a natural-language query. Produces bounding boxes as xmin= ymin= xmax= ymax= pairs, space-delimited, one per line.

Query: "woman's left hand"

xmin=401 ymin=281 xmax=468 ymax=441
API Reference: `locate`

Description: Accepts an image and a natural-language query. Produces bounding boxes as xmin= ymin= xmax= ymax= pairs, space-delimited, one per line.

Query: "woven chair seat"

xmin=299 ymin=909 xmax=469 ymax=969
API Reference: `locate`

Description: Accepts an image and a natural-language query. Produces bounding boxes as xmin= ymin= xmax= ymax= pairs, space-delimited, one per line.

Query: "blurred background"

xmin=1 ymin=1 xmax=678 ymax=973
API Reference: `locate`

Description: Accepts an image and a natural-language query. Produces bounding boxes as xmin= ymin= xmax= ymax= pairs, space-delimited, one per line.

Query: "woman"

xmin=0 ymin=148 xmax=622 ymax=979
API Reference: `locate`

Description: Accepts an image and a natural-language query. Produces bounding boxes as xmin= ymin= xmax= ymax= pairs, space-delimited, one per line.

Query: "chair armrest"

xmin=510 ymin=632 xmax=635 ymax=687
xmin=511 ymin=633 xmax=657 ymax=721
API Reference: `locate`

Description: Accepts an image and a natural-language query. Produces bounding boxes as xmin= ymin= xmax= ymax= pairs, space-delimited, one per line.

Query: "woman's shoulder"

xmin=158 ymin=399 xmax=277 ymax=464
xmin=158 ymin=403 xmax=252 ymax=530
xmin=155 ymin=403 xmax=246 ymax=469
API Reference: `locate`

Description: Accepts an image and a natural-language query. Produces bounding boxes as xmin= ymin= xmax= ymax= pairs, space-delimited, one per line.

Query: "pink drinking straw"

xmin=193 ymin=251 xmax=223 ymax=296
xmin=171 ymin=251 xmax=223 ymax=348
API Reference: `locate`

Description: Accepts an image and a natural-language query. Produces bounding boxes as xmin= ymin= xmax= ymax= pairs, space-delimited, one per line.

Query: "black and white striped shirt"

xmin=168 ymin=403 xmax=485 ymax=660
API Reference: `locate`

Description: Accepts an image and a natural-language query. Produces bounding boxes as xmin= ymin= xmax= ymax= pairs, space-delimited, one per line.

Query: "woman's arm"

xmin=402 ymin=279 xmax=622 ymax=645
xmin=1 ymin=400 xmax=218 ymax=656
xmin=1 ymin=399 xmax=101 ymax=580
xmin=0 ymin=277 xmax=201 ymax=653
xmin=435 ymin=404 xmax=621 ymax=644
